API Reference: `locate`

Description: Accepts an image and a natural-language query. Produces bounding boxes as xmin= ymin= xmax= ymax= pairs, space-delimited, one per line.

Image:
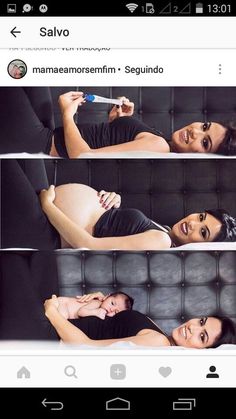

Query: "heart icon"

xmin=158 ymin=366 xmax=172 ymax=377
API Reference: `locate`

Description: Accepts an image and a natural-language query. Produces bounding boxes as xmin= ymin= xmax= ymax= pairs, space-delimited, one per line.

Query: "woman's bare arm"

xmin=45 ymin=304 xmax=91 ymax=344
xmin=45 ymin=302 xmax=170 ymax=347
xmin=62 ymin=113 xmax=90 ymax=157
xmin=40 ymin=188 xmax=171 ymax=250
xmin=88 ymin=132 xmax=170 ymax=154
xmin=64 ymin=119 xmax=170 ymax=157
xmin=58 ymin=91 xmax=90 ymax=157
xmin=58 ymin=91 xmax=170 ymax=157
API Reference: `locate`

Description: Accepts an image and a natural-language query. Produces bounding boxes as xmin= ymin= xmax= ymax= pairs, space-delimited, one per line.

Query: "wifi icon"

xmin=126 ymin=3 xmax=139 ymax=13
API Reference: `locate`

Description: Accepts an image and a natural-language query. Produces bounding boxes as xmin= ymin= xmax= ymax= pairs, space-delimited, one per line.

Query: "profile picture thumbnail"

xmin=7 ymin=59 xmax=27 ymax=79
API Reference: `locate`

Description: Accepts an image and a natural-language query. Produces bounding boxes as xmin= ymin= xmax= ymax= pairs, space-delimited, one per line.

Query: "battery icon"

xmin=195 ymin=2 xmax=203 ymax=13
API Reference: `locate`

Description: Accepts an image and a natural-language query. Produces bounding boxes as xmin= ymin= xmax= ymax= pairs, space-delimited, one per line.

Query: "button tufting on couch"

xmin=56 ymin=250 xmax=236 ymax=336
xmin=43 ymin=158 xmax=236 ymax=227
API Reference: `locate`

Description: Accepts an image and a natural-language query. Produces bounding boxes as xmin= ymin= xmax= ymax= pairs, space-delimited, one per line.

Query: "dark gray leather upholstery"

xmin=1 ymin=250 xmax=235 ymax=340
xmin=44 ymin=158 xmax=236 ymax=226
xmin=50 ymin=87 xmax=236 ymax=139
xmin=57 ymin=250 xmax=236 ymax=336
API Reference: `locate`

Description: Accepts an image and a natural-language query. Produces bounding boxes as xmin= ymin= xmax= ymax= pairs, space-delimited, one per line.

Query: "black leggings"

xmin=1 ymin=159 xmax=60 ymax=249
xmin=0 ymin=87 xmax=54 ymax=154
xmin=0 ymin=252 xmax=59 ymax=340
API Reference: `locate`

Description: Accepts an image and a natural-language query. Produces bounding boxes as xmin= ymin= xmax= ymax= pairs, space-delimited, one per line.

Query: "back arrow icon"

xmin=42 ymin=398 xmax=64 ymax=411
xmin=11 ymin=27 xmax=21 ymax=38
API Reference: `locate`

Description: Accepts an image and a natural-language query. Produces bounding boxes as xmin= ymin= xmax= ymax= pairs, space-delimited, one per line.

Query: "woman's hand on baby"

xmin=40 ymin=185 xmax=56 ymax=210
xmin=108 ymin=96 xmax=134 ymax=122
xmin=76 ymin=292 xmax=106 ymax=302
xmin=98 ymin=190 xmax=121 ymax=210
xmin=58 ymin=91 xmax=85 ymax=118
xmin=44 ymin=294 xmax=59 ymax=316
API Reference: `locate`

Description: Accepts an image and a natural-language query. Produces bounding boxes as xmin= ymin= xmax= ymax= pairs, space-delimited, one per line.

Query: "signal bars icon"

xmin=126 ymin=3 xmax=139 ymax=13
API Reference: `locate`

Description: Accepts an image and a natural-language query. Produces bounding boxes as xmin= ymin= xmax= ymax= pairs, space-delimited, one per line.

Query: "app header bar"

xmin=1 ymin=17 xmax=236 ymax=48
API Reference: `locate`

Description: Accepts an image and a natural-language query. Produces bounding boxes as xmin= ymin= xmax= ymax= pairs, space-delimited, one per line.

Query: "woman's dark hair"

xmin=109 ymin=291 xmax=134 ymax=310
xmin=206 ymin=209 xmax=236 ymax=242
xmin=211 ymin=317 xmax=236 ymax=348
xmin=216 ymin=121 xmax=236 ymax=155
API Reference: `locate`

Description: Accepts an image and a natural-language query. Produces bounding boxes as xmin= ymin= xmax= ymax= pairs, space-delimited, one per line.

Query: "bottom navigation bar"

xmin=0 ymin=354 xmax=235 ymax=387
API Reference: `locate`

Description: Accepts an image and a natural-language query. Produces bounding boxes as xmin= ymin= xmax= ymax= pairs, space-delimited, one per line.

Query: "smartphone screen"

xmin=0 ymin=1 xmax=236 ymax=415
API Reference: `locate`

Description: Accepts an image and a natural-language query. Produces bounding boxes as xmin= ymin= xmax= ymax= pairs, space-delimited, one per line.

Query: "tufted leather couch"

xmin=50 ymin=87 xmax=236 ymax=139
xmin=43 ymin=158 xmax=236 ymax=226
xmin=57 ymin=250 xmax=236 ymax=336
xmin=0 ymin=250 xmax=235 ymax=338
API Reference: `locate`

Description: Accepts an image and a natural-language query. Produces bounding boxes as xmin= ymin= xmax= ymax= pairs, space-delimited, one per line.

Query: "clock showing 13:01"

xmin=207 ymin=3 xmax=232 ymax=14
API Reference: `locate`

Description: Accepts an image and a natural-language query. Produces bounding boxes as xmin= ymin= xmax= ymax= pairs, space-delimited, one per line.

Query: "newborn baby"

xmin=57 ymin=291 xmax=134 ymax=320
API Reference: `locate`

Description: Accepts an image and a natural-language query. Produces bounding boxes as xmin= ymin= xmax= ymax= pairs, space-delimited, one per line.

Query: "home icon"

xmin=17 ymin=366 xmax=31 ymax=379
xmin=106 ymin=397 xmax=131 ymax=411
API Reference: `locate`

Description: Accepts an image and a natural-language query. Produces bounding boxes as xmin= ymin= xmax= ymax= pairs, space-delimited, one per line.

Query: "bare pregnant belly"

xmin=54 ymin=184 xmax=106 ymax=248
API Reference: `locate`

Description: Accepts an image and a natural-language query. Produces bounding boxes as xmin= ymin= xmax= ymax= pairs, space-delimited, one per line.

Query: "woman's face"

xmin=171 ymin=212 xmax=222 ymax=245
xmin=172 ymin=317 xmax=222 ymax=348
xmin=171 ymin=122 xmax=227 ymax=153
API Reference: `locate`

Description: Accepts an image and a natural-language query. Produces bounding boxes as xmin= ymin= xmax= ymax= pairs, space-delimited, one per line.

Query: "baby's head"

xmin=101 ymin=292 xmax=134 ymax=317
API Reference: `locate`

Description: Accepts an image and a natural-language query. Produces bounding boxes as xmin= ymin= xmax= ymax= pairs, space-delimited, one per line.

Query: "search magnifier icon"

xmin=64 ymin=365 xmax=78 ymax=378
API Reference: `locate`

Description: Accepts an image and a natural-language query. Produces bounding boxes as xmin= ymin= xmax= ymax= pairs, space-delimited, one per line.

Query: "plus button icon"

xmin=110 ymin=364 xmax=126 ymax=380
xmin=114 ymin=368 xmax=122 ymax=376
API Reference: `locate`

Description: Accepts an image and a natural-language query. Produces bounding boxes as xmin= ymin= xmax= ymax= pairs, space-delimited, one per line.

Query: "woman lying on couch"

xmin=44 ymin=294 xmax=236 ymax=349
xmin=1 ymin=269 xmax=235 ymax=348
xmin=1 ymin=87 xmax=236 ymax=157
xmin=52 ymin=91 xmax=236 ymax=157
xmin=2 ymin=160 xmax=236 ymax=250
xmin=40 ymin=184 xmax=236 ymax=250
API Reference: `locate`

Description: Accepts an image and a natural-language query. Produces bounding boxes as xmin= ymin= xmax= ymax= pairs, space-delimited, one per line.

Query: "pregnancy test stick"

xmin=84 ymin=94 xmax=123 ymax=106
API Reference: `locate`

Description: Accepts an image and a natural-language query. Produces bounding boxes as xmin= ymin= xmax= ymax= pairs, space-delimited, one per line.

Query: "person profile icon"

xmin=7 ymin=59 xmax=27 ymax=79
xmin=206 ymin=365 xmax=219 ymax=378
